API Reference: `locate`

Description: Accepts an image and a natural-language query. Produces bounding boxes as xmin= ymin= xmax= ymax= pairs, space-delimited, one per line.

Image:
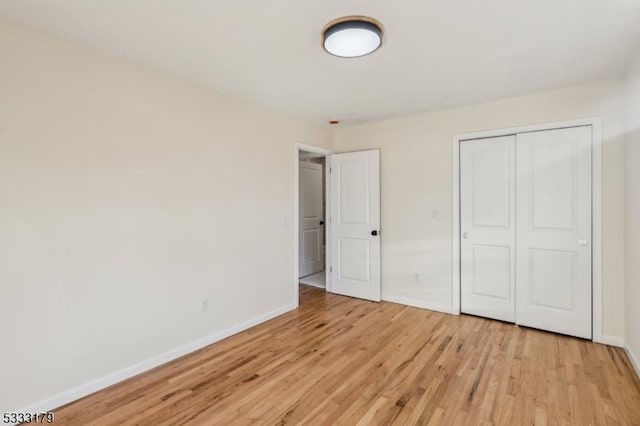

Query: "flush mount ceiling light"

xmin=322 ymin=16 xmax=384 ymax=58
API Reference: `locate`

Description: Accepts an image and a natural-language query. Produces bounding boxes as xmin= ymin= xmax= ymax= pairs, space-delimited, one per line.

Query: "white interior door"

xmin=299 ymin=161 xmax=324 ymax=278
xmin=460 ymin=136 xmax=516 ymax=322
xmin=516 ymin=126 xmax=592 ymax=339
xmin=329 ymin=150 xmax=381 ymax=302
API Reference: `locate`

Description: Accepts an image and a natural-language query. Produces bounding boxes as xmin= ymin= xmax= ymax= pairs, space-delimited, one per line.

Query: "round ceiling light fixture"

xmin=322 ymin=16 xmax=384 ymax=58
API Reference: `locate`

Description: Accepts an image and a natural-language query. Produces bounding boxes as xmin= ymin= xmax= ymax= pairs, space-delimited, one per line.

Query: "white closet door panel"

xmin=516 ymin=126 xmax=592 ymax=339
xmin=460 ymin=136 xmax=516 ymax=323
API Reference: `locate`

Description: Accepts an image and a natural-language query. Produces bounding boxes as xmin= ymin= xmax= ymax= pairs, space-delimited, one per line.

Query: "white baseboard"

xmin=15 ymin=302 xmax=297 ymax=418
xmin=599 ymin=334 xmax=625 ymax=348
xmin=382 ymin=294 xmax=454 ymax=315
xmin=300 ymin=282 xmax=325 ymax=289
xmin=625 ymin=343 xmax=640 ymax=379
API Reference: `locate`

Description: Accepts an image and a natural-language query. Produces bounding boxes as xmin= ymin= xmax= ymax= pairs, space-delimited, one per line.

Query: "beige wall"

xmin=0 ymin=19 xmax=332 ymax=411
xmin=624 ymin=54 xmax=640 ymax=369
xmin=335 ymin=80 xmax=626 ymax=339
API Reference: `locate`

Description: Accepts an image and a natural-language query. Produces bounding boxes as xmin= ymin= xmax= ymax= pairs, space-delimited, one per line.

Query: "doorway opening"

xmin=295 ymin=143 xmax=333 ymax=306
xmin=294 ymin=143 xmax=382 ymax=308
xmin=298 ymin=151 xmax=327 ymax=289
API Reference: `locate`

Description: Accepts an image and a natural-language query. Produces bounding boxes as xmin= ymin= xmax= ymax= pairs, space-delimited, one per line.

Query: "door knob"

xmin=371 ymin=230 xmax=378 ymax=236
xmin=320 ymin=221 xmax=324 ymax=225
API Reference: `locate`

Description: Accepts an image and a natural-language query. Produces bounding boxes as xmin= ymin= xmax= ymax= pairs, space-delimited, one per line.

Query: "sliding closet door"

xmin=460 ymin=136 xmax=516 ymax=322
xmin=516 ymin=126 xmax=592 ymax=339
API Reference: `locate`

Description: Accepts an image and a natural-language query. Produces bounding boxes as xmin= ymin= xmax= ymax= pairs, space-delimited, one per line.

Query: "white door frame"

xmin=451 ymin=117 xmax=604 ymax=343
xmin=294 ymin=143 xmax=334 ymax=308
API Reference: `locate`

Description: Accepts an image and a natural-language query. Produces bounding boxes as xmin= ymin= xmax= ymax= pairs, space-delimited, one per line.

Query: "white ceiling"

xmin=2 ymin=1 xmax=640 ymax=125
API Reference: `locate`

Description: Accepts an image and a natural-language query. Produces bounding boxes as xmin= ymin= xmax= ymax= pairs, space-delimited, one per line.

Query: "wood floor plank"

xmin=42 ymin=285 xmax=640 ymax=425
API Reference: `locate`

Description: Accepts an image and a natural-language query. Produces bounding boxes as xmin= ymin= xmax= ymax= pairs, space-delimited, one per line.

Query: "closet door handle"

xmin=578 ymin=240 xmax=589 ymax=246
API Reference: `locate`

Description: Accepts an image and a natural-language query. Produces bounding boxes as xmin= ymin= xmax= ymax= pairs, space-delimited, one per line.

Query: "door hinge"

xmin=330 ymin=266 xmax=332 ymax=272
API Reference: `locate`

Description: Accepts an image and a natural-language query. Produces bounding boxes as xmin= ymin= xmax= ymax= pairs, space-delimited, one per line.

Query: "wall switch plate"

xmin=431 ymin=209 xmax=440 ymax=220
xmin=201 ymin=297 xmax=210 ymax=313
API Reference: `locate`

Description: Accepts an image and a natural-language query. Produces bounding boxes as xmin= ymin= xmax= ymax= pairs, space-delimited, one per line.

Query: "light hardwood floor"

xmin=51 ymin=285 xmax=640 ymax=425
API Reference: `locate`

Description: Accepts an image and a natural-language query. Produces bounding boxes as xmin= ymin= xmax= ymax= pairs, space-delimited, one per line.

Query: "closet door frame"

xmin=451 ymin=117 xmax=604 ymax=344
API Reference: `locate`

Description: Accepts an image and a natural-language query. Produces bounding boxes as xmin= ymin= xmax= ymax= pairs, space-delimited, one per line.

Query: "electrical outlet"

xmin=201 ymin=297 xmax=210 ymax=313
xmin=431 ymin=209 xmax=440 ymax=220
xmin=414 ymin=272 xmax=423 ymax=283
